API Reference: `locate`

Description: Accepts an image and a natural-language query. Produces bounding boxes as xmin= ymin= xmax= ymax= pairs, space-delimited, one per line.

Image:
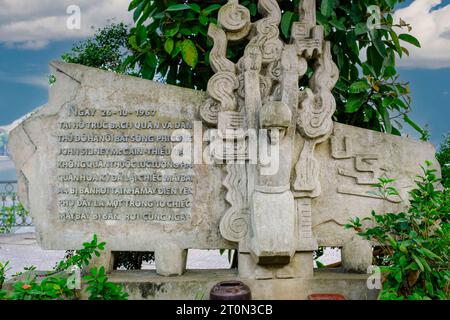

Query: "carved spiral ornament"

xmin=200 ymin=98 xmax=220 ymax=126
xmin=220 ymin=164 xmax=248 ymax=242
xmin=297 ymin=42 xmax=339 ymax=139
xmin=208 ymin=24 xmax=235 ymax=74
xmin=250 ymin=0 xmax=283 ymax=64
xmin=218 ymin=1 xmax=252 ymax=41
xmin=207 ymin=72 xmax=239 ymax=112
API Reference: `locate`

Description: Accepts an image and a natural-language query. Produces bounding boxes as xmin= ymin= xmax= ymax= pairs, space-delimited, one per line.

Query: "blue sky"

xmin=0 ymin=0 xmax=449 ymax=146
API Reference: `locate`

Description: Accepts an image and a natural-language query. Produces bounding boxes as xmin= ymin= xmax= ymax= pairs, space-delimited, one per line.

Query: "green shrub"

xmin=1 ymin=235 xmax=128 ymax=300
xmin=0 ymin=261 xmax=9 ymax=289
xmin=346 ymin=162 xmax=449 ymax=300
xmin=437 ymin=133 xmax=450 ymax=188
xmin=8 ymin=275 xmax=75 ymax=300
xmin=84 ymin=267 xmax=128 ymax=300
xmin=0 ymin=203 xmax=29 ymax=234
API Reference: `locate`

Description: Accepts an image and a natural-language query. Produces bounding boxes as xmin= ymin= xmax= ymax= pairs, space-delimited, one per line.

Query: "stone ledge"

xmin=103 ymin=268 xmax=379 ymax=300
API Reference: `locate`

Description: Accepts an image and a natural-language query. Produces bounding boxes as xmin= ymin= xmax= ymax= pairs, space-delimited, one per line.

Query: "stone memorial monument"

xmin=8 ymin=0 xmax=440 ymax=299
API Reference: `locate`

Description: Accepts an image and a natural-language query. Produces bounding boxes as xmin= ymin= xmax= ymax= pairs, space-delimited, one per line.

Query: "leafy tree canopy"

xmin=62 ymin=21 xmax=131 ymax=73
xmin=125 ymin=0 xmax=424 ymax=137
xmin=61 ymin=1 xmax=426 ymax=138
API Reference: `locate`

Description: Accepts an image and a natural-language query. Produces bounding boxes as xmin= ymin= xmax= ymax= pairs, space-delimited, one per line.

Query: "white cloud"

xmin=395 ymin=0 xmax=450 ymax=69
xmin=2 ymin=0 xmax=446 ymax=70
xmin=0 ymin=72 xmax=49 ymax=88
xmin=14 ymin=75 xmax=49 ymax=88
xmin=0 ymin=0 xmax=133 ymax=49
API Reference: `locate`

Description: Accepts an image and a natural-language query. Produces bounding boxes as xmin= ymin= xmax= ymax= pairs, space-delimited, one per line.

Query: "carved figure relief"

xmin=200 ymin=0 xmax=339 ymax=267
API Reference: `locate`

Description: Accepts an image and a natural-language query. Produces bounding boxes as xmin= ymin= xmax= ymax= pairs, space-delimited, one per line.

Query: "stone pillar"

xmin=155 ymin=242 xmax=187 ymax=276
xmin=84 ymin=250 xmax=114 ymax=274
xmin=342 ymin=236 xmax=373 ymax=273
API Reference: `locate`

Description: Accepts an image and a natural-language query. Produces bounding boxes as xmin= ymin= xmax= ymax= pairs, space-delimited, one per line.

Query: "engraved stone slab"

xmin=8 ymin=62 xmax=230 ymax=252
xmin=309 ymin=122 xmax=440 ymax=247
xmin=8 ymin=61 xmax=441 ymax=278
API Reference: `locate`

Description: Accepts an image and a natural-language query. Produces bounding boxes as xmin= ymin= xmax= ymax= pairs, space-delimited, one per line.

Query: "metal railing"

xmin=0 ymin=180 xmax=32 ymax=233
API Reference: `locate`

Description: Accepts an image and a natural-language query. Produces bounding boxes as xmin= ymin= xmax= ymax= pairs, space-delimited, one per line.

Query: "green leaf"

xmin=399 ymin=255 xmax=408 ymax=267
xmin=321 ymin=0 xmax=334 ymax=17
xmin=382 ymin=96 xmax=395 ymax=108
xmin=369 ymin=29 xmax=387 ymax=57
xmin=181 ymin=39 xmax=198 ymax=69
xmin=394 ymin=270 xmax=403 ymax=283
xmin=399 ymin=241 xmax=408 ymax=253
xmin=419 ymin=256 xmax=431 ymax=272
xmin=403 ymin=115 xmax=424 ymax=135
xmin=333 ymin=44 xmax=344 ymax=69
xmin=345 ymin=95 xmax=366 ymax=113
xmin=180 ymin=27 xmax=193 ymax=36
xmin=330 ymin=17 xmax=345 ymax=31
xmin=385 ymin=0 xmax=397 ymax=9
xmin=172 ymin=41 xmax=183 ymax=58
xmin=249 ymin=3 xmax=257 ymax=16
xmin=412 ymin=254 xmax=424 ymax=272
xmin=128 ymin=0 xmax=143 ymax=11
xmin=166 ymin=4 xmax=190 ymax=12
xmin=136 ymin=25 xmax=147 ymax=46
xmin=390 ymin=30 xmax=402 ymax=58
xmin=355 ymin=22 xmax=368 ymax=36
xmin=367 ymin=45 xmax=384 ymax=76
xmin=349 ymin=80 xmax=370 ymax=93
xmin=188 ymin=3 xmax=201 ymax=13
xmin=383 ymin=66 xmax=396 ymax=78
xmin=281 ymin=11 xmax=294 ymax=39
xmin=133 ymin=1 xmax=146 ymax=22
xmin=145 ymin=52 xmax=158 ymax=68
xmin=164 ymin=38 xmax=174 ymax=54
xmin=199 ymin=15 xmax=209 ymax=26
xmin=399 ymin=34 xmax=421 ymax=48
xmin=203 ymin=4 xmax=221 ymax=15
xmin=334 ymin=80 xmax=348 ymax=92
xmin=136 ymin=4 xmax=155 ymax=26
xmin=164 ymin=24 xmax=179 ymax=37
xmin=418 ymin=247 xmax=442 ymax=261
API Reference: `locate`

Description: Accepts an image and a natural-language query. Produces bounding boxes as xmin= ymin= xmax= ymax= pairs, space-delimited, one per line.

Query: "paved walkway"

xmin=0 ymin=232 xmax=65 ymax=278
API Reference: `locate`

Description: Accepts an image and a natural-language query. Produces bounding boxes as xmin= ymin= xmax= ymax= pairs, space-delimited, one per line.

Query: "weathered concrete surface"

xmin=307 ymin=123 xmax=440 ymax=273
xmin=8 ymin=61 xmax=440 ymax=281
xmin=8 ymin=61 xmax=230 ymax=254
xmin=100 ymin=269 xmax=378 ymax=300
xmin=311 ymin=123 xmax=440 ymax=248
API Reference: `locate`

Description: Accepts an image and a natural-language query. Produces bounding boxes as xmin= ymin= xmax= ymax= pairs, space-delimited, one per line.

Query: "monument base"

xmin=88 ymin=268 xmax=379 ymax=300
